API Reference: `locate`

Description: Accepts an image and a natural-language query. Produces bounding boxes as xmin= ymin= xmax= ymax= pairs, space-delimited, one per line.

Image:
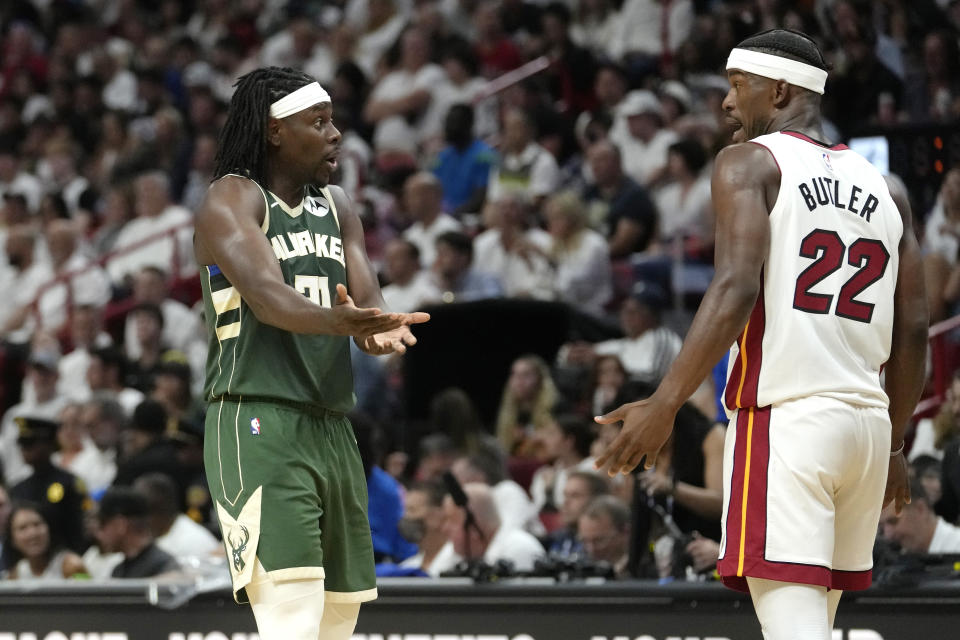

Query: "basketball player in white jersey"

xmin=595 ymin=29 xmax=928 ymax=639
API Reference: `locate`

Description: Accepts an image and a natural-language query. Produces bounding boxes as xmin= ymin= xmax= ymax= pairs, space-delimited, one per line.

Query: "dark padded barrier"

xmin=1 ymin=578 xmax=958 ymax=640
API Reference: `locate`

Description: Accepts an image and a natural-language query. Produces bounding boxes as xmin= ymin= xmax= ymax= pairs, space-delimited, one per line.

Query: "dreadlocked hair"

xmin=736 ymin=28 xmax=830 ymax=72
xmin=213 ymin=66 xmax=316 ymax=184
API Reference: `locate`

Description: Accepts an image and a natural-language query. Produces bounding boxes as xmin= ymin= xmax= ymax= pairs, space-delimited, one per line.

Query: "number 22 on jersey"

xmin=793 ymin=229 xmax=890 ymax=324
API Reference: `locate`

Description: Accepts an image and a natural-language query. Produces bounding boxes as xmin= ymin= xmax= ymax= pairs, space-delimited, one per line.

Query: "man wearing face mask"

xmin=398 ymin=481 xmax=460 ymax=577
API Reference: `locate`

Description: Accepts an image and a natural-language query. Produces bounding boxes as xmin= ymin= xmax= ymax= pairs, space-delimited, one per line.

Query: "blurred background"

xmin=0 ymin=0 xmax=958 ymax=625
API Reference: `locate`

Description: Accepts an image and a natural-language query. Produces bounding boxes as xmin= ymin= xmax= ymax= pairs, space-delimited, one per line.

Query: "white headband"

xmin=269 ymin=82 xmax=332 ymax=119
xmin=726 ymin=48 xmax=827 ymax=95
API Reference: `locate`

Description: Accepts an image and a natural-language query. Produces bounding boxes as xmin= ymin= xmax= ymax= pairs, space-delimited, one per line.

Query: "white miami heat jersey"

xmin=725 ymin=131 xmax=903 ymax=412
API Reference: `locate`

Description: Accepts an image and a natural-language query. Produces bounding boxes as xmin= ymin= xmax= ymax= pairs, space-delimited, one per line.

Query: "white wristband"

xmin=890 ymin=441 xmax=905 ymax=457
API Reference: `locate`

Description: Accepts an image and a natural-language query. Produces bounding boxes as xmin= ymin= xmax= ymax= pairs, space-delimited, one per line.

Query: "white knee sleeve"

xmin=747 ymin=577 xmax=831 ymax=640
xmin=247 ymin=576 xmax=326 ymax=640
xmin=318 ymin=601 xmax=361 ymax=640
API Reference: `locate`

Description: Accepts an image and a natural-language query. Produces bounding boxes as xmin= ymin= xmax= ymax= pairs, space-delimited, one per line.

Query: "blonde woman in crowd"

xmin=495 ymin=354 xmax=558 ymax=459
xmin=544 ymin=190 xmax=612 ymax=317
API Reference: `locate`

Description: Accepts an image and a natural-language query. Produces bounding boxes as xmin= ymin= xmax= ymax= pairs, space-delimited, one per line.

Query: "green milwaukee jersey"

xmin=200 ymin=177 xmax=355 ymax=412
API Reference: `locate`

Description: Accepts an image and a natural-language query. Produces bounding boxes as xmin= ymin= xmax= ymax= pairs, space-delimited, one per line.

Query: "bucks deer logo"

xmin=227 ymin=525 xmax=250 ymax=572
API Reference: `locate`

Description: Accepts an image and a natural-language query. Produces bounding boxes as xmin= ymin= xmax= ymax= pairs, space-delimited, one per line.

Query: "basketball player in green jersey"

xmin=193 ymin=67 xmax=429 ymax=640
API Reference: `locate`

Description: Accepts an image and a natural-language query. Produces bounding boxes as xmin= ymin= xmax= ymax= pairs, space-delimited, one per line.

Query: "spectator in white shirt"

xmin=0 ymin=349 xmax=69 ymax=486
xmin=86 ymin=347 xmax=145 ymax=417
xmin=135 ymin=473 xmax=220 ymax=562
xmin=381 ymin=238 xmax=440 ymax=312
xmin=353 ymin=0 xmax=409 ymax=79
xmin=363 ymin=26 xmax=446 ymax=146
xmin=123 ymin=266 xmax=202 ymax=360
xmin=58 ymin=305 xmax=113 ymax=402
xmin=921 ymin=167 xmax=960 ymax=323
xmin=653 ymin=139 xmax=713 ymax=249
xmin=398 ymin=480 xmax=462 ymax=576
xmin=544 ymin=190 xmax=612 ymax=317
xmin=488 ymin=107 xmax=560 ymax=209
xmin=419 ymin=39 xmax=491 ymax=149
xmin=441 ymin=482 xmax=545 ymax=572
xmin=79 ymin=395 xmax=124 ymax=491
xmin=401 ymin=172 xmax=462 ymax=268
xmin=0 ymin=226 xmax=53 ymax=343
xmin=107 ymin=171 xmax=193 ymax=285
xmin=473 ymin=193 xmax=554 ymax=300
xmin=607 ymin=0 xmax=693 ymax=66
xmin=258 ymin=16 xmax=318 ymax=69
xmin=30 ymin=219 xmax=112 ymax=336
xmin=451 ymin=452 xmax=543 ymax=537
xmin=53 ymin=402 xmax=110 ymax=495
xmin=559 ymin=282 xmax=682 ymax=385
xmin=880 ymin=483 xmax=960 ymax=554
xmin=0 ymin=150 xmax=43 ymax=213
xmin=529 ymin=414 xmax=598 ymax=515
xmin=611 ymin=90 xmax=678 ymax=187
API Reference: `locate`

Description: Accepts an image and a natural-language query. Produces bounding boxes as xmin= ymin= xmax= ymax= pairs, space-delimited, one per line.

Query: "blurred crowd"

xmin=0 ymin=0 xmax=959 ymax=584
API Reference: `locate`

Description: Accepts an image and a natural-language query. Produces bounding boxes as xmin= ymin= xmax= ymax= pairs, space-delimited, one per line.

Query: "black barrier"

xmin=1 ymin=579 xmax=959 ymax=640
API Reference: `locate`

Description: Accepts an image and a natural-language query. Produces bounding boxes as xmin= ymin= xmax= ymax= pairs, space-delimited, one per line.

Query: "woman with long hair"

xmin=495 ymin=354 xmax=559 ymax=458
xmin=3 ymin=502 xmax=86 ymax=580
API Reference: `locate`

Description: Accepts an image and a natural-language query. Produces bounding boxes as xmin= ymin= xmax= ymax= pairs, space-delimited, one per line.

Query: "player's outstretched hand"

xmin=330 ymin=283 xmax=427 ymax=339
xmin=334 ymin=284 xmax=430 ymax=355
xmin=883 ymin=449 xmax=911 ymax=516
xmin=594 ymin=396 xmax=677 ymax=477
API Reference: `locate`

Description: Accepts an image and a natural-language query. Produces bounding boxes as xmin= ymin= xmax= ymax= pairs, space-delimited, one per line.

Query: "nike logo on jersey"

xmin=270 ymin=230 xmax=346 ymax=267
xmin=798 ymin=177 xmax=880 ymax=222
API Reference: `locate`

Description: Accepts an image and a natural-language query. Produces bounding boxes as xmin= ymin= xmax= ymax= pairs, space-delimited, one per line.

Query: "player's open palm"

xmin=331 ymin=283 xmax=425 ymax=339
xmin=594 ymin=397 xmax=677 ymax=476
xmin=355 ymin=323 xmax=426 ymax=355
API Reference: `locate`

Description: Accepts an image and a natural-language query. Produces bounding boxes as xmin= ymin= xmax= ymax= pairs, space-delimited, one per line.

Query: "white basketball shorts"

xmin=717 ymin=396 xmax=890 ymax=592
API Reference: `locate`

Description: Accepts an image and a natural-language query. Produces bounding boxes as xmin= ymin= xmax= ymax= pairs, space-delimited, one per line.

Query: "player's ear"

xmin=266 ymin=117 xmax=282 ymax=147
xmin=772 ymin=79 xmax=792 ymax=108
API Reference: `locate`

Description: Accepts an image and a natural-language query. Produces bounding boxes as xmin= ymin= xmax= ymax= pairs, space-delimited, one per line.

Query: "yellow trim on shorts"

xmin=325 ymin=587 xmax=378 ymax=603
xmin=248 ymin=565 xmax=326 ymax=586
xmin=737 ymin=407 xmax=755 ymax=576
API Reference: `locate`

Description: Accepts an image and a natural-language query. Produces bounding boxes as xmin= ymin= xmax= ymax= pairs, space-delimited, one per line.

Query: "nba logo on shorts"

xmin=250 ymin=417 xmax=261 ymax=435
xmin=822 ymin=152 xmax=833 ymax=172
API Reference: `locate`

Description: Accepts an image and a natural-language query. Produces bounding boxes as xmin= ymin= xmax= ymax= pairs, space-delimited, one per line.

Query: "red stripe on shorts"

xmin=718 ymin=409 xmax=751 ymax=579
xmin=725 ymin=283 xmax=766 ymax=410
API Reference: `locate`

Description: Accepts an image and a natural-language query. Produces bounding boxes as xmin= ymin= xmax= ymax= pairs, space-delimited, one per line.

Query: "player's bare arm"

xmin=882 ymin=173 xmax=929 ymax=514
xmin=595 ymin=142 xmax=776 ymax=476
xmin=194 ymin=176 xmax=407 ymax=338
xmin=330 ymin=185 xmax=430 ymax=355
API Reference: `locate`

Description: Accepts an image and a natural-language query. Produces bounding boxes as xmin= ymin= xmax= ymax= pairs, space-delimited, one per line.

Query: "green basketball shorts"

xmin=204 ymin=395 xmax=377 ymax=604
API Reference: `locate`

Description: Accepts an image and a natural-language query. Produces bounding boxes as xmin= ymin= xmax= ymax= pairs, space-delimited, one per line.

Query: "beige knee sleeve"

xmin=747 ymin=577 xmax=831 ymax=640
xmin=247 ymin=575 xmax=326 ymax=640
xmin=318 ymin=601 xmax=361 ymax=640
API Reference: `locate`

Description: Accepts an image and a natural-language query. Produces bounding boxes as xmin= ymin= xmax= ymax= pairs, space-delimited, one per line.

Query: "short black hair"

xmin=735 ymin=29 xmax=829 ymax=72
xmin=668 ymin=139 xmax=708 ymax=175
xmin=566 ymin=470 xmax=611 ymax=499
xmin=436 ymin=231 xmax=473 ymax=259
xmin=131 ymin=399 xmax=168 ymax=435
xmin=130 ymin=302 xmax=164 ymax=329
xmin=442 ymin=38 xmax=479 ymax=77
xmin=408 ymin=480 xmax=447 ymax=508
xmin=554 ymin=413 xmax=595 ymax=459
xmin=98 ymin=486 xmax=150 ymax=522
xmin=463 ymin=450 xmax=507 ymax=485
xmin=90 ymin=346 xmax=127 ymax=379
